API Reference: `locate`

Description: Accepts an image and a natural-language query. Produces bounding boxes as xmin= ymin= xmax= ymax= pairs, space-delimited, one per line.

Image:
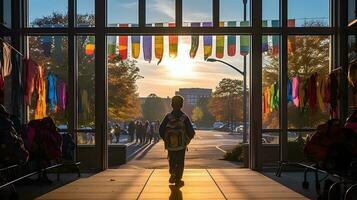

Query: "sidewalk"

xmin=37 ymin=169 xmax=307 ymax=200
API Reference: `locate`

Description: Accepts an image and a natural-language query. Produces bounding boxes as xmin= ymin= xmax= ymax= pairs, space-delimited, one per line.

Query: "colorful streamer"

xmin=227 ymin=21 xmax=236 ymax=57
xmin=216 ymin=22 xmax=225 ymax=59
xmin=272 ymin=20 xmax=280 ymax=56
xmin=143 ymin=24 xmax=152 ymax=62
xmin=288 ymin=19 xmax=296 ymax=53
xmin=203 ymin=22 xmax=213 ymax=60
xmin=131 ymin=36 xmax=140 ymax=59
xmin=262 ymin=20 xmax=268 ymax=52
xmin=240 ymin=21 xmax=250 ymax=56
xmin=155 ymin=23 xmax=164 ymax=65
xmin=169 ymin=23 xmax=178 ymax=58
xmin=107 ymin=36 xmax=117 ymax=60
xmin=190 ymin=22 xmax=200 ymax=59
xmin=85 ymin=36 xmax=95 ymax=56
xmin=118 ymin=24 xmax=128 ymax=60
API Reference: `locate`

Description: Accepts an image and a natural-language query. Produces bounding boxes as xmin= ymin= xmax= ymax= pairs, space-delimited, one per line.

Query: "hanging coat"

xmin=291 ymin=76 xmax=300 ymax=107
xmin=24 ymin=59 xmax=40 ymax=106
xmin=35 ymin=66 xmax=46 ymax=119
xmin=2 ymin=43 xmax=12 ymax=77
xmin=57 ymin=80 xmax=66 ymax=111
xmin=46 ymin=73 xmax=58 ymax=112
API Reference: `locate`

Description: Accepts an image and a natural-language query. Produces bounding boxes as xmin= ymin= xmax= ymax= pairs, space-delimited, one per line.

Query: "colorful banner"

xmin=107 ymin=36 xmax=117 ymax=60
xmin=216 ymin=22 xmax=225 ymax=59
xmin=155 ymin=23 xmax=164 ymax=65
xmin=262 ymin=20 xmax=268 ymax=52
xmin=240 ymin=21 xmax=250 ymax=56
xmin=272 ymin=20 xmax=280 ymax=56
xmin=169 ymin=23 xmax=178 ymax=58
xmin=227 ymin=21 xmax=236 ymax=57
xmin=85 ymin=36 xmax=95 ymax=56
xmin=190 ymin=22 xmax=200 ymax=59
xmin=203 ymin=22 xmax=213 ymax=60
xmin=288 ymin=19 xmax=296 ymax=54
xmin=118 ymin=24 xmax=128 ymax=60
xmin=131 ymin=36 xmax=140 ymax=59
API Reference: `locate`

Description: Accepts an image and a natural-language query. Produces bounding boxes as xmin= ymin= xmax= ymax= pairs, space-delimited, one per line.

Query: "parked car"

xmin=213 ymin=121 xmax=225 ymax=129
xmin=192 ymin=123 xmax=198 ymax=130
xmin=234 ymin=125 xmax=244 ymax=133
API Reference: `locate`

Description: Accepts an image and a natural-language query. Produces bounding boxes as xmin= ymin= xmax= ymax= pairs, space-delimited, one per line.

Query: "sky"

xmin=28 ymin=0 xmax=330 ymax=97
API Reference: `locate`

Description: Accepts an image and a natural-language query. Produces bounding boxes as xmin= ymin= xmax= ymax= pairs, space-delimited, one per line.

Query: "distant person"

xmin=135 ymin=121 xmax=140 ymax=143
xmin=128 ymin=120 xmax=136 ymax=142
xmin=146 ymin=121 xmax=153 ymax=143
xmin=153 ymin=120 xmax=160 ymax=142
xmin=159 ymin=95 xmax=195 ymax=187
xmin=138 ymin=121 xmax=145 ymax=144
xmin=114 ymin=124 xmax=121 ymax=143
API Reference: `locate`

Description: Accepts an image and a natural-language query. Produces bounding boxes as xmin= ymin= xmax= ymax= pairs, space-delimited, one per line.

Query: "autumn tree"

xmin=141 ymin=94 xmax=170 ymax=122
xmin=209 ymin=78 xmax=244 ymax=123
xmin=191 ymin=107 xmax=203 ymax=126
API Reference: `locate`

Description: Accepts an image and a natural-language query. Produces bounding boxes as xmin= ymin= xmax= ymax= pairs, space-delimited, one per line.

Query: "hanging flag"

xmin=203 ymin=22 xmax=213 ymax=60
xmin=272 ymin=20 xmax=280 ymax=56
xmin=118 ymin=24 xmax=128 ymax=60
xmin=169 ymin=23 xmax=178 ymax=58
xmin=85 ymin=36 xmax=95 ymax=56
xmin=216 ymin=22 xmax=225 ymax=59
xmin=155 ymin=23 xmax=164 ymax=65
xmin=288 ymin=19 xmax=296 ymax=54
xmin=262 ymin=20 xmax=268 ymax=52
xmin=190 ymin=22 xmax=200 ymax=58
xmin=227 ymin=21 xmax=236 ymax=57
xmin=240 ymin=21 xmax=249 ymax=56
xmin=107 ymin=36 xmax=117 ymax=60
xmin=143 ymin=24 xmax=152 ymax=62
xmin=131 ymin=36 xmax=140 ymax=59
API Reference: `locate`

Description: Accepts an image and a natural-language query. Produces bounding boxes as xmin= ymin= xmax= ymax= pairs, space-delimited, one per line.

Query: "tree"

xmin=141 ymin=94 xmax=170 ymax=122
xmin=196 ymin=97 xmax=215 ymax=127
xmin=108 ymin=57 xmax=142 ymax=122
xmin=209 ymin=78 xmax=244 ymax=123
xmin=191 ymin=107 xmax=203 ymax=126
xmin=262 ymin=21 xmax=330 ymax=129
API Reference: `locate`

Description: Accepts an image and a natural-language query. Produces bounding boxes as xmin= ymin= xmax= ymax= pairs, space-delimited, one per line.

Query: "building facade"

xmin=175 ymin=88 xmax=212 ymax=106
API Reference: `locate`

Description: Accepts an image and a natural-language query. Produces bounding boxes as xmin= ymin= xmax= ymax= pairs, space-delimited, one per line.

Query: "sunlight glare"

xmin=162 ymin=43 xmax=195 ymax=78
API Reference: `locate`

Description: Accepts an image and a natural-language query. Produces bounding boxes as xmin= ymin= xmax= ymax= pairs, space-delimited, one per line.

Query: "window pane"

xmin=287 ymin=131 xmax=311 ymax=162
xmin=263 ymin=0 xmax=280 ymax=27
xmin=107 ymin=0 xmax=138 ymax=27
xmin=77 ymin=36 xmax=95 ymax=145
xmin=349 ymin=0 xmax=357 ymax=24
xmin=77 ymin=0 xmax=95 ymax=27
xmin=146 ymin=0 xmax=175 ymax=26
xmin=29 ymin=0 xmax=68 ymax=27
xmin=262 ymin=35 xmax=280 ymax=129
xmin=28 ymin=36 xmax=68 ymax=126
xmin=220 ymin=0 xmax=250 ymax=27
xmin=183 ymin=0 xmax=212 ymax=27
xmin=287 ymin=35 xmax=330 ymax=129
xmin=288 ymin=0 xmax=329 ymax=27
xmin=1 ymin=0 xmax=12 ymax=28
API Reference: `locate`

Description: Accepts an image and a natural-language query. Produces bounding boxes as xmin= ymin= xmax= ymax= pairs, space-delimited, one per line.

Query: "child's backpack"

xmin=164 ymin=114 xmax=187 ymax=151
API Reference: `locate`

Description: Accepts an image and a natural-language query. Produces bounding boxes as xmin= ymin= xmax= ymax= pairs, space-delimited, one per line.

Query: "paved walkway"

xmin=37 ymin=169 xmax=307 ymax=200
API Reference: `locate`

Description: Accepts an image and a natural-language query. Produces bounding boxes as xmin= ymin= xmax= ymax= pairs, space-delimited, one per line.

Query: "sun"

xmin=162 ymin=44 xmax=195 ymax=78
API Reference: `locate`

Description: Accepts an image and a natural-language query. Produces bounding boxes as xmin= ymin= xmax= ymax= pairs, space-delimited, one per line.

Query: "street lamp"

xmin=206 ymin=58 xmax=248 ymax=143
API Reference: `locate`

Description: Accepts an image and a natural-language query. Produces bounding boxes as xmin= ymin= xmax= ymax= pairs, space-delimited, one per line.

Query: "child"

xmin=159 ymin=96 xmax=195 ymax=187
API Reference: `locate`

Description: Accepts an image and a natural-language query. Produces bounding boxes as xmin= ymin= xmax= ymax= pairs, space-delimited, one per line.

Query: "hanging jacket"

xmin=46 ymin=73 xmax=58 ymax=112
xmin=57 ymin=80 xmax=66 ymax=110
xmin=24 ymin=59 xmax=40 ymax=105
xmin=2 ymin=43 xmax=12 ymax=77
xmin=316 ymin=75 xmax=326 ymax=112
xmin=292 ymin=76 xmax=300 ymax=107
xmin=308 ymin=73 xmax=317 ymax=111
xmin=35 ymin=66 xmax=46 ymax=119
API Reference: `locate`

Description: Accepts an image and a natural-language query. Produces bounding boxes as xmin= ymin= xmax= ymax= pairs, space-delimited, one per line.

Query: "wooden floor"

xmin=37 ymin=169 xmax=308 ymax=200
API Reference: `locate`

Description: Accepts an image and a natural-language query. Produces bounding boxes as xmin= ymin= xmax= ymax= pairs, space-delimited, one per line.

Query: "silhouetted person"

xmin=128 ymin=120 xmax=135 ymax=142
xmin=114 ymin=124 xmax=121 ymax=143
xmin=159 ymin=95 xmax=195 ymax=187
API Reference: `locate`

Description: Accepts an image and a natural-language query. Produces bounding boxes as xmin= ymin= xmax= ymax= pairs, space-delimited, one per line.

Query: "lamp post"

xmin=242 ymin=0 xmax=248 ymax=144
xmin=206 ymin=58 xmax=247 ymax=141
